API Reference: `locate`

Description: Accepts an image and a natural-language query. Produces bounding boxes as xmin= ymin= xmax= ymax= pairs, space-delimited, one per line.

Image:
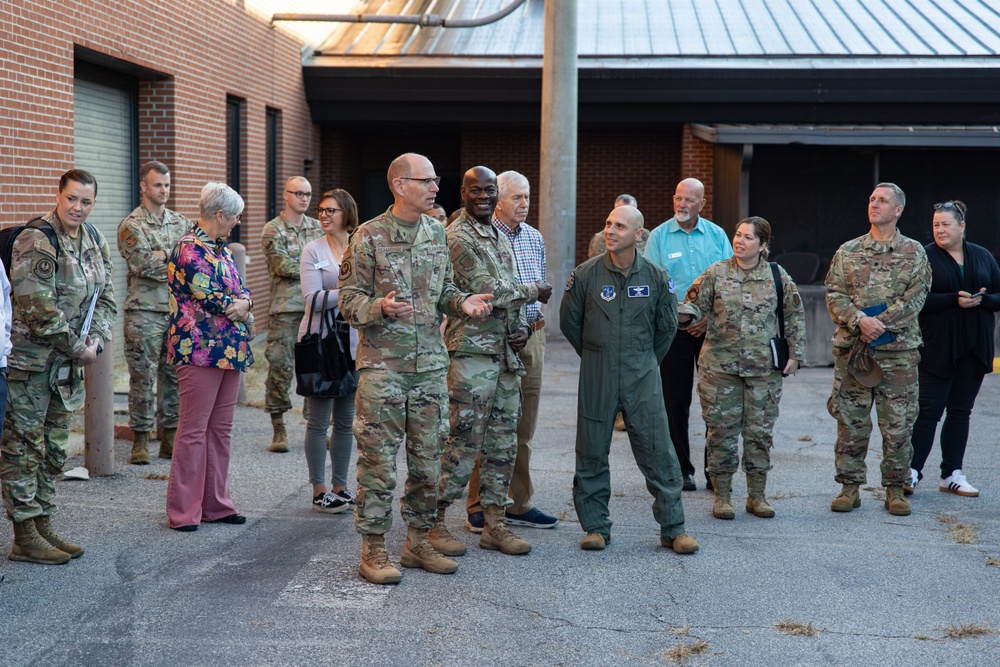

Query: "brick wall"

xmin=680 ymin=124 xmax=715 ymax=220
xmin=0 ymin=0 xmax=317 ymax=317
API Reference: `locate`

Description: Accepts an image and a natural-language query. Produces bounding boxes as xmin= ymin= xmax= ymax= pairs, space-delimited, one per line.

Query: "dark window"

xmin=266 ymin=107 xmax=279 ymax=221
xmin=226 ymin=95 xmax=244 ymax=241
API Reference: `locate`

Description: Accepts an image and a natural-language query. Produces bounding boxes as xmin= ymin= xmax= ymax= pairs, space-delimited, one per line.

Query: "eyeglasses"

xmin=398 ymin=177 xmax=441 ymax=187
xmin=317 ymin=207 xmax=342 ymax=216
xmin=286 ymin=191 xmax=312 ymax=199
xmin=934 ymin=202 xmax=965 ymax=220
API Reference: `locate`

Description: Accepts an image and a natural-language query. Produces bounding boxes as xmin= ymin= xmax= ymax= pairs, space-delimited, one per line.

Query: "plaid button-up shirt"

xmin=493 ymin=215 xmax=545 ymax=324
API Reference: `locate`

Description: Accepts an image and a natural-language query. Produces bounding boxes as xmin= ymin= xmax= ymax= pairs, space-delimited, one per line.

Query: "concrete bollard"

xmin=230 ymin=242 xmax=249 ymax=405
xmin=84 ymin=346 xmax=115 ymax=476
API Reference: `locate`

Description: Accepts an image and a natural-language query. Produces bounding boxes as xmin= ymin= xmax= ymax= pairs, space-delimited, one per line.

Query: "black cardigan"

xmin=919 ymin=241 xmax=1000 ymax=377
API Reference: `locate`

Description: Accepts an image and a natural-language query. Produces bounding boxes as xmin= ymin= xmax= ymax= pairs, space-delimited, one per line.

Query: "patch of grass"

xmin=145 ymin=472 xmax=170 ymax=481
xmin=914 ymin=634 xmax=933 ymax=640
xmin=796 ymin=435 xmax=813 ymax=442
xmin=937 ymin=514 xmax=979 ymax=544
xmin=863 ymin=486 xmax=885 ymax=501
xmin=671 ymin=624 xmax=691 ymax=636
xmin=774 ymin=619 xmax=823 ymax=636
xmin=986 ymin=557 xmax=1000 ymax=567
xmin=936 ymin=513 xmax=958 ymax=525
xmin=940 ymin=623 xmax=993 ymax=639
xmin=663 ymin=638 xmax=709 ymax=663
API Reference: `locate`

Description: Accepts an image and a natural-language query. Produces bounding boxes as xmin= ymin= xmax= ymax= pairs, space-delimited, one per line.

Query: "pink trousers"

xmin=166 ymin=365 xmax=242 ymax=528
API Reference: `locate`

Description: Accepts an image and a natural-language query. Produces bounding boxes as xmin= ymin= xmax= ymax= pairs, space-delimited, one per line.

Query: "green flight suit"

xmin=559 ymin=251 xmax=686 ymax=542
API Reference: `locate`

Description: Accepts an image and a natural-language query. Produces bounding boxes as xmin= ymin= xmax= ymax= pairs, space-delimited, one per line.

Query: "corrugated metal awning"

xmin=692 ymin=123 xmax=1000 ymax=146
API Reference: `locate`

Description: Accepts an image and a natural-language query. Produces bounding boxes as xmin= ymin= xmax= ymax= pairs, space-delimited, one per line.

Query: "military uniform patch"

xmin=667 ymin=277 xmax=675 ymax=294
xmin=340 ymin=260 xmax=352 ymax=279
xmin=686 ymin=285 xmax=699 ymax=302
xmin=263 ymin=238 xmax=276 ymax=254
xmin=33 ymin=257 xmax=55 ymax=281
xmin=601 ymin=285 xmax=616 ymax=302
xmin=564 ymin=272 xmax=575 ymax=291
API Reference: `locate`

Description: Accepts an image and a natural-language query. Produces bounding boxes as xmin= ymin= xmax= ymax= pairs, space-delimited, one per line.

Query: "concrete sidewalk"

xmin=1 ymin=337 xmax=998 ymax=666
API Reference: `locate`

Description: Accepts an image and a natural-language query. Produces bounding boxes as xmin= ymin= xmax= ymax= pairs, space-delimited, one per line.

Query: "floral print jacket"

xmin=167 ymin=224 xmax=254 ymax=371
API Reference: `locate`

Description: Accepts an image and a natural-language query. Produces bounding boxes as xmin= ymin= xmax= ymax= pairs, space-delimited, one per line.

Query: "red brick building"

xmin=0 ymin=0 xmax=318 ymax=323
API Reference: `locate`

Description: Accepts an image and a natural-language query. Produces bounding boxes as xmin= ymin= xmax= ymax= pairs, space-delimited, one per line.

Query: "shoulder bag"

xmin=294 ymin=291 xmax=357 ymax=398
xmin=769 ymin=262 xmax=790 ymax=372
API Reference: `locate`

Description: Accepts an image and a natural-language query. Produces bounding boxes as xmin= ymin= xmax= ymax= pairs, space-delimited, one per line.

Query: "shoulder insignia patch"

xmin=667 ymin=277 xmax=675 ymax=294
xmin=263 ymin=238 xmax=276 ymax=254
xmin=564 ymin=271 xmax=575 ymax=291
xmin=339 ymin=260 xmax=353 ymax=280
xmin=685 ymin=285 xmax=699 ymax=303
xmin=33 ymin=257 xmax=55 ymax=281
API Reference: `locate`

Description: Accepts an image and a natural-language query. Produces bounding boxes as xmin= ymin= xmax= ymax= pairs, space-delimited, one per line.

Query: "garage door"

xmin=73 ymin=65 xmax=136 ymax=358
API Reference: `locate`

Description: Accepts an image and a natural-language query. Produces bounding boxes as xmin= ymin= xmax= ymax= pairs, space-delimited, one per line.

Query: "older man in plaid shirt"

xmin=465 ymin=170 xmax=557 ymax=532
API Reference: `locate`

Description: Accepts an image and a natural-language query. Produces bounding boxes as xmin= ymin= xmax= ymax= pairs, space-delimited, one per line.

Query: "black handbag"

xmin=769 ymin=262 xmax=790 ymax=372
xmin=294 ymin=291 xmax=357 ymax=398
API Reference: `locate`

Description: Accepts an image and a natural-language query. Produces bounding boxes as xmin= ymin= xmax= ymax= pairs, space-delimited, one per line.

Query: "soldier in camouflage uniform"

xmin=560 ymin=205 xmax=698 ymax=555
xmin=430 ymin=166 xmax=537 ymax=558
xmin=679 ymin=217 xmax=806 ymax=520
xmin=261 ymin=177 xmax=324 ymax=452
xmin=1 ymin=170 xmax=117 ymax=565
xmin=118 ymin=161 xmax=189 ymax=464
xmin=338 ymin=153 xmax=493 ymax=585
xmin=825 ymin=182 xmax=931 ymax=517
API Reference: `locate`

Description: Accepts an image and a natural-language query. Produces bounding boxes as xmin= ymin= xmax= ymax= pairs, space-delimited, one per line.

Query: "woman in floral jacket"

xmin=165 ymin=182 xmax=255 ymax=531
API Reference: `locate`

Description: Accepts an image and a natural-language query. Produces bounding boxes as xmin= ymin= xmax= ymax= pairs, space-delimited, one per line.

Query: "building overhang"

xmin=692 ymin=123 xmax=1000 ymax=147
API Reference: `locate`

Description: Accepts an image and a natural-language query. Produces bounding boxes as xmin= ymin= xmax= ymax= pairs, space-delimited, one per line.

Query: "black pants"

xmin=659 ymin=329 xmax=704 ymax=478
xmin=910 ymin=352 xmax=987 ymax=479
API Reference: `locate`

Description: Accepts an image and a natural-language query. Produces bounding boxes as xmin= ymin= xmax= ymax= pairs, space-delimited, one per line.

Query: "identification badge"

xmin=668 ymin=252 xmax=682 ymax=259
xmin=313 ymin=260 xmax=330 ymax=270
xmin=601 ymin=285 xmax=616 ymax=302
xmin=628 ymin=286 xmax=650 ymax=298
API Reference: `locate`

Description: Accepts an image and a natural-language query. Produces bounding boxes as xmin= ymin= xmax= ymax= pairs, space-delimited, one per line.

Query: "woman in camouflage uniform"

xmin=678 ymin=217 xmax=806 ymax=520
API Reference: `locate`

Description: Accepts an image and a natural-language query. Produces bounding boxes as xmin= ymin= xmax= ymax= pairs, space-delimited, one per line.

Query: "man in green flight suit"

xmin=560 ymin=205 xmax=698 ymax=554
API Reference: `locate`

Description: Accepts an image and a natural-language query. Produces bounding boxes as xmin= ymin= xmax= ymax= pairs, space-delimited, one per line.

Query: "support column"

xmin=537 ymin=0 xmax=577 ymax=336
xmin=84 ymin=350 xmax=115 ymax=476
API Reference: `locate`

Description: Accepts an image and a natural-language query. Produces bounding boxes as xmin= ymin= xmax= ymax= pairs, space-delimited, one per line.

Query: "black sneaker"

xmin=466 ymin=511 xmax=485 ymax=534
xmin=682 ymin=474 xmax=697 ymax=492
xmin=313 ymin=492 xmax=350 ymax=514
xmin=335 ymin=488 xmax=356 ymax=504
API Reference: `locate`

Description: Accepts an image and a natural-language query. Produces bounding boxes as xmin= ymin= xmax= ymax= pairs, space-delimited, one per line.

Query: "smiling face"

xmin=56 ymin=180 xmax=97 ymax=234
xmin=932 ymin=210 xmax=964 ymax=252
xmin=732 ymin=222 xmax=763 ymax=264
xmin=461 ymin=167 xmax=499 ymax=224
xmin=318 ymin=196 xmax=346 ymax=234
xmin=604 ymin=206 xmax=641 ymax=255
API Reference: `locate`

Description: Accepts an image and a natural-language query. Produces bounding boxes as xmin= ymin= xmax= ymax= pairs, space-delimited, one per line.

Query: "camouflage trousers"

xmin=438 ymin=352 xmax=521 ymax=512
xmin=697 ymin=369 xmax=783 ymax=476
xmin=265 ymin=312 xmax=302 ymax=414
xmin=353 ymin=367 xmax=449 ymax=535
xmin=0 ymin=369 xmax=72 ymax=522
xmin=124 ymin=309 xmax=179 ymax=432
xmin=827 ymin=347 xmax=919 ymax=486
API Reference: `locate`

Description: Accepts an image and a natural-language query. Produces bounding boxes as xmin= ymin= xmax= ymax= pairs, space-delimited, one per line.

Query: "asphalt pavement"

xmin=1 ymin=337 xmax=998 ymax=666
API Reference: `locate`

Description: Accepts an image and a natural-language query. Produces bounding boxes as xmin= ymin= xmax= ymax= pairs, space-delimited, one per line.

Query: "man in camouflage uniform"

xmin=261 ymin=176 xmax=323 ymax=452
xmin=560 ymin=205 xmax=698 ymax=555
xmin=339 ymin=153 xmax=493 ymax=585
xmin=429 ymin=166 xmax=539 ymax=559
xmin=1 ymin=169 xmax=117 ymax=564
xmin=118 ymin=161 xmax=189 ymax=464
xmin=825 ymin=182 xmax=931 ymax=516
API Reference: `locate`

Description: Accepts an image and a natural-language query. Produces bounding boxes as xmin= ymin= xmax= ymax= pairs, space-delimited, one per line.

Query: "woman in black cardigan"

xmin=909 ymin=200 xmax=1000 ymax=497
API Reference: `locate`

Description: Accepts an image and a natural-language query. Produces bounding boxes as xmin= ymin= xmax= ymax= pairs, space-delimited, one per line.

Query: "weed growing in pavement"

xmin=936 ymin=514 xmax=980 ymax=544
xmin=671 ymin=624 xmax=691 ymax=635
xmin=940 ymin=623 xmax=993 ymax=639
xmin=663 ymin=638 xmax=709 ymax=663
xmin=774 ymin=619 xmax=824 ymax=636
xmin=145 ymin=472 xmax=169 ymax=481
xmin=986 ymin=557 xmax=1000 ymax=567
xmin=796 ymin=435 xmax=812 ymax=442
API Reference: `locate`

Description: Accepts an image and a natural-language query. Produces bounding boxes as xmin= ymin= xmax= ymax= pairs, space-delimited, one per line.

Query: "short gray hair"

xmin=875 ymin=182 xmax=906 ymax=209
xmin=199 ymin=182 xmax=244 ymax=218
xmin=615 ymin=193 xmax=637 ymax=207
xmin=497 ymin=171 xmax=529 ymax=199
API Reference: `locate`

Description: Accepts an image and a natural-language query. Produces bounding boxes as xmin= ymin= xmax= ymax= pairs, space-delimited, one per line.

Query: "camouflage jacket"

xmin=9 ymin=211 xmax=117 ymax=372
xmin=445 ymin=211 xmax=532 ymax=373
xmin=680 ymin=258 xmax=806 ymax=377
xmin=261 ymin=213 xmax=323 ymax=314
xmin=339 ymin=208 xmax=470 ymax=373
xmin=825 ymin=229 xmax=930 ymax=351
xmin=117 ymin=204 xmax=189 ymax=312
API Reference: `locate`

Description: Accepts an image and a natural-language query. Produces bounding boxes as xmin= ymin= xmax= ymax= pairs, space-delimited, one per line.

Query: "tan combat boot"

xmin=359 ymin=534 xmax=402 ymax=585
xmin=831 ymin=483 xmax=861 ymax=512
xmin=159 ymin=427 xmax=176 ymax=460
xmin=269 ymin=413 xmax=289 ymax=453
xmin=480 ymin=504 xmax=532 ymax=555
xmin=746 ymin=473 xmax=776 ymax=518
xmin=428 ymin=509 xmax=467 ymax=557
xmin=710 ymin=474 xmax=735 ymax=519
xmin=130 ymin=431 xmax=151 ymax=465
xmin=34 ymin=515 xmax=84 ymax=558
xmin=660 ymin=533 xmax=700 ymax=554
xmin=400 ymin=527 xmax=459 ymax=574
xmin=884 ymin=486 xmax=911 ymax=516
xmin=9 ymin=519 xmax=71 ymax=565
xmin=580 ymin=532 xmax=608 ymax=550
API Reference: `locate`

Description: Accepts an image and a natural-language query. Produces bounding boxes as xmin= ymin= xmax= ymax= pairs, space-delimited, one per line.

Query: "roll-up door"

xmin=74 ymin=64 xmax=137 ymax=359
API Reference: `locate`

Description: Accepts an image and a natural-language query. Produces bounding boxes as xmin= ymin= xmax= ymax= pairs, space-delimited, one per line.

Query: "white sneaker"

xmin=940 ymin=470 xmax=979 ymax=497
xmin=903 ymin=468 xmax=920 ymax=496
